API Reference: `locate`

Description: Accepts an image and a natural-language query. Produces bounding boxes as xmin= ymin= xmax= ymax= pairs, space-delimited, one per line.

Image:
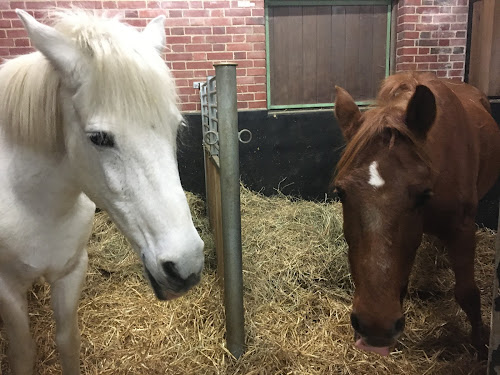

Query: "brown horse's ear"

xmin=405 ymin=85 xmax=436 ymax=139
xmin=334 ymin=86 xmax=361 ymax=141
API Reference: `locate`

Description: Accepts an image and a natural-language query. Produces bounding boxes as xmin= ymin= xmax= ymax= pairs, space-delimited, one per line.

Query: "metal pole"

xmin=488 ymin=199 xmax=500 ymax=374
xmin=214 ymin=63 xmax=245 ymax=358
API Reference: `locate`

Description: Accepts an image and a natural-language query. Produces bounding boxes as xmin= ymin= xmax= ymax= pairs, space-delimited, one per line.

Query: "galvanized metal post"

xmin=214 ymin=63 xmax=245 ymax=358
xmin=488 ymin=200 xmax=500 ymax=374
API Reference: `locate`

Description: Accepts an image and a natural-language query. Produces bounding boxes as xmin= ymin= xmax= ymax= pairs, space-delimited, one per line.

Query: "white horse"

xmin=0 ymin=10 xmax=204 ymax=375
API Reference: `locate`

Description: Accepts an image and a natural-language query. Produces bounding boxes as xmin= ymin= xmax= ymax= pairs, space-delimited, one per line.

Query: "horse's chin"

xmin=144 ymin=267 xmax=183 ymax=301
xmin=354 ymin=332 xmax=393 ymax=357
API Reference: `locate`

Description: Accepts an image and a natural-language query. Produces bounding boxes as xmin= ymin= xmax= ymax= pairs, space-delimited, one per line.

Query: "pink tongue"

xmin=355 ymin=339 xmax=390 ymax=356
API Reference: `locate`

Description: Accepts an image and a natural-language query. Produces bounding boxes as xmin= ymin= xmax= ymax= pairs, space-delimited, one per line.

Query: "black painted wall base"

xmin=178 ymin=105 xmax=500 ymax=230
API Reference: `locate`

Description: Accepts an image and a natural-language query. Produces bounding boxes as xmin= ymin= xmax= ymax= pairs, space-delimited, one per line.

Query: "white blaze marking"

xmin=368 ymin=161 xmax=385 ymax=187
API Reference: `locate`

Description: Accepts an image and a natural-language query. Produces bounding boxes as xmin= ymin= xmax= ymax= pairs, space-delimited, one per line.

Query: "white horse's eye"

xmin=87 ymin=131 xmax=115 ymax=148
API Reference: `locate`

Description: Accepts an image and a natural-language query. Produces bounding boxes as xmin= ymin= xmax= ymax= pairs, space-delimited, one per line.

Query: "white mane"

xmin=0 ymin=11 xmax=180 ymax=152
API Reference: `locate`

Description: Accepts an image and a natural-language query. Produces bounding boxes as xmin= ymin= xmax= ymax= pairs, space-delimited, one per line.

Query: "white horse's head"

xmin=16 ymin=10 xmax=204 ymax=300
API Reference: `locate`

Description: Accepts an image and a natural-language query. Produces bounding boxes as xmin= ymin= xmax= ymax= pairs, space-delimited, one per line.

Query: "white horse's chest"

xmin=0 ymin=140 xmax=95 ymax=283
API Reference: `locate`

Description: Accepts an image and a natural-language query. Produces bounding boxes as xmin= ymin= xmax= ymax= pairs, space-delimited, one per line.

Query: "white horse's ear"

xmin=142 ymin=15 xmax=166 ymax=54
xmin=16 ymin=9 xmax=83 ymax=86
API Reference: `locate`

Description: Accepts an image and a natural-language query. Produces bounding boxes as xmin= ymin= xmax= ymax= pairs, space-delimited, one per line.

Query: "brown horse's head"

xmin=333 ymin=83 xmax=437 ymax=354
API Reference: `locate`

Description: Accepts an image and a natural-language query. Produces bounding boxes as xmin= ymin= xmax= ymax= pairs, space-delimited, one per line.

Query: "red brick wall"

xmin=0 ymin=1 xmax=470 ymax=112
xmin=396 ymin=0 xmax=469 ymax=79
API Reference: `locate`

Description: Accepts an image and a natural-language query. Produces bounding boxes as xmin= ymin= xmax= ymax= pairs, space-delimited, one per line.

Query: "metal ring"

xmin=204 ymin=130 xmax=219 ymax=145
xmin=238 ymin=129 xmax=252 ymax=144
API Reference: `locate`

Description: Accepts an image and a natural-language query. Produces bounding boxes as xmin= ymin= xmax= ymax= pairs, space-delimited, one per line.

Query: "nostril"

xmin=350 ymin=313 xmax=361 ymax=333
xmin=162 ymin=261 xmax=184 ymax=284
xmin=394 ymin=316 xmax=405 ymax=334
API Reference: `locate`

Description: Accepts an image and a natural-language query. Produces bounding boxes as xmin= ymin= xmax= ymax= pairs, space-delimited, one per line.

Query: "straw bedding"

xmin=0 ymin=187 xmax=496 ymax=374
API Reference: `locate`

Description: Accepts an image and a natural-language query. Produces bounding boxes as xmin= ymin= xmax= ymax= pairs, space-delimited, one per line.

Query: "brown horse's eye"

xmin=415 ymin=188 xmax=433 ymax=208
xmin=334 ymin=186 xmax=346 ymax=203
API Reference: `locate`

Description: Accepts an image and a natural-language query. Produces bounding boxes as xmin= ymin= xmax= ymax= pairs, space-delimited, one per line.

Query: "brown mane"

xmin=334 ymin=72 xmax=433 ymax=185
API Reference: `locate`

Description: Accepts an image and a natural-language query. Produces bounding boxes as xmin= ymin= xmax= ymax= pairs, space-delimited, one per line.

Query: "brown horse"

xmin=332 ymin=71 xmax=500 ymax=357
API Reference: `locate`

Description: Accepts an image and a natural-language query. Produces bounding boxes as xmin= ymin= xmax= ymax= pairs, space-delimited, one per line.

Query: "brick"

xmin=186 ymin=61 xmax=214 ymax=70
xmin=252 ymin=8 xmax=264 ymax=17
xmin=224 ymin=8 xmax=251 ymax=17
xmin=453 ymin=61 xmax=464 ymax=69
xmin=248 ymin=100 xmax=266 ymax=109
xmin=403 ymin=31 xmax=420 ymax=39
xmin=117 ymin=1 xmax=146 ymax=9
xmin=246 ymin=33 xmax=265 ymax=42
xmin=148 ymin=1 xmax=161 ymax=9
xmin=166 ymin=35 xmax=191 ymax=44
xmin=430 ymin=47 xmax=452 ymax=54
xmin=397 ymin=47 xmax=418 ymax=55
xmin=234 ymin=51 xmax=246 ymax=59
xmin=417 ymin=63 xmax=430 ymax=70
xmin=417 ymin=39 xmax=438 ymax=46
xmin=161 ymin=1 xmax=189 ymax=9
xmin=14 ymin=38 xmax=30 ymax=47
xmin=72 ymin=1 xmax=103 ymax=9
xmin=253 ymin=59 xmax=265 ymax=68
xmin=452 ymin=6 xmax=468 ymax=14
xmin=449 ymin=38 xmax=466 ymax=46
xmin=397 ymin=39 xmax=416 ymax=47
xmin=438 ymin=39 xmax=450 ymax=46
xmin=453 ymin=46 xmax=464 ymax=54
xmin=247 ymin=51 xmax=265 ymax=59
xmin=397 ymin=55 xmax=415 ymax=63
xmin=192 ymin=36 xmax=205 ymax=43
xmin=397 ymin=23 xmax=416 ymax=33
xmin=227 ymin=43 xmax=252 ymax=51
xmin=0 ymin=39 xmax=14 ymax=47
xmin=403 ymin=0 xmax=422 ymax=4
xmin=25 ymin=1 xmax=55 ymax=9
xmin=213 ymin=27 xmax=226 ymax=34
xmin=416 ymin=23 xmax=438 ymax=31
xmin=416 ymin=6 xmax=439 ymax=14
xmin=245 ymin=17 xmax=265 ymax=26
xmin=204 ymin=1 xmax=231 ymax=8
xmin=438 ymin=54 xmax=449 ymax=62
xmin=430 ymin=62 xmax=452 ymax=69
xmin=432 ymin=31 xmax=455 ymax=39
xmin=398 ymin=14 xmax=420 ymax=24
xmin=226 ymin=26 xmax=254 ymax=34
xmin=433 ymin=15 xmax=456 ymax=23
xmin=206 ymin=52 xmax=233 ymax=60
xmin=7 ymin=29 xmax=27 ymax=38
xmin=448 ymin=69 xmax=463 ymax=77
xmin=415 ymin=55 xmax=437 ymax=62
xmin=9 ymin=47 xmax=34 ymax=55
xmin=212 ymin=44 xmax=225 ymax=51
xmin=171 ymin=45 xmax=186 ymax=53
xmin=419 ymin=47 xmax=430 ymax=54
xmin=206 ymin=35 xmax=232 ymax=43
xmin=184 ymin=27 xmax=212 ymax=35
xmin=0 ymin=20 xmax=11 ymax=28
xmin=183 ymin=9 xmax=210 ymax=17
xmin=185 ymin=44 xmax=212 ymax=52
xmin=9 ymin=2 xmax=25 ymax=10
xmin=166 ymin=52 xmax=193 ymax=61
xmin=398 ymin=7 xmax=416 ymax=15
xmin=210 ymin=9 xmax=223 ymax=17
xmin=246 ymin=68 xmax=265 ymax=76
xmin=450 ymin=54 xmax=465 ymax=61
xmin=456 ymin=31 xmax=466 ymax=38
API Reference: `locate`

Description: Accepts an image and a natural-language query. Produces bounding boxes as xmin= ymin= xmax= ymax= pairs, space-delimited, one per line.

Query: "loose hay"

xmin=0 ymin=187 xmax=496 ymax=374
